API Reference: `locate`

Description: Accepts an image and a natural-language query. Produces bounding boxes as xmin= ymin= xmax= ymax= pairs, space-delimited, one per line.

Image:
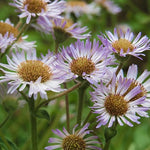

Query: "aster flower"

xmin=91 ymin=75 xmax=149 ymax=128
xmin=98 ymin=28 xmax=150 ymax=59
xmin=118 ymin=64 xmax=150 ymax=107
xmin=65 ymin=1 xmax=100 ymax=18
xmin=10 ymin=0 xmax=66 ymax=24
xmin=56 ymin=39 xmax=114 ymax=84
xmin=0 ymin=32 xmax=15 ymax=53
xmin=45 ymin=123 xmax=101 ymax=150
xmin=33 ymin=16 xmax=90 ymax=41
xmin=0 ymin=50 xmax=65 ymax=99
xmin=95 ymin=0 xmax=121 ymax=14
xmin=0 ymin=18 xmax=36 ymax=52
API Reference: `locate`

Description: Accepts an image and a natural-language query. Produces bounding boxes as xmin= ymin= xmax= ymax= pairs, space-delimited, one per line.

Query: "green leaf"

xmin=0 ymin=137 xmax=18 ymax=150
xmin=7 ymin=139 xmax=18 ymax=150
xmin=0 ymin=142 xmax=7 ymax=150
xmin=36 ymin=109 xmax=50 ymax=120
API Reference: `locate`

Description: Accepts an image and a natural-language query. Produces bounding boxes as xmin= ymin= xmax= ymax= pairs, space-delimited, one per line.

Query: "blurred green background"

xmin=0 ymin=0 xmax=150 ymax=150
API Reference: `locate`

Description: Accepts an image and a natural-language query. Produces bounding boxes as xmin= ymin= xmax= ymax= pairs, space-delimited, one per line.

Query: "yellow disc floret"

xmin=62 ymin=134 xmax=86 ymax=150
xmin=70 ymin=57 xmax=95 ymax=76
xmin=112 ymin=39 xmax=134 ymax=53
xmin=23 ymin=0 xmax=47 ymax=13
xmin=17 ymin=60 xmax=52 ymax=83
xmin=105 ymin=94 xmax=128 ymax=116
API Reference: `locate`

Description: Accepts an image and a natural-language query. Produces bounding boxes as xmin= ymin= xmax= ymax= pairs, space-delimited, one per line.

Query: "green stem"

xmin=55 ymin=42 xmax=59 ymax=53
xmin=104 ymin=119 xmax=118 ymax=150
xmin=0 ymin=114 xmax=12 ymax=128
xmin=35 ymin=81 xmax=83 ymax=111
xmin=19 ymin=90 xmax=29 ymax=102
xmin=28 ymin=97 xmax=38 ymax=150
xmin=83 ymin=110 xmax=92 ymax=125
xmin=104 ymin=140 xmax=111 ymax=150
xmin=106 ymin=61 xmax=124 ymax=87
xmin=63 ymin=83 xmax=70 ymax=132
xmin=0 ymin=128 xmax=11 ymax=150
xmin=76 ymin=81 xmax=89 ymax=126
xmin=115 ymin=62 xmax=124 ymax=76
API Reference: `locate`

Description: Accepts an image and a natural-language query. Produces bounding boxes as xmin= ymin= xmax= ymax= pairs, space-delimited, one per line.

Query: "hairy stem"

xmin=104 ymin=119 xmax=118 ymax=150
xmin=28 ymin=97 xmax=38 ymax=150
xmin=0 ymin=114 xmax=12 ymax=128
xmin=83 ymin=110 xmax=92 ymax=125
xmin=35 ymin=81 xmax=84 ymax=111
xmin=64 ymin=83 xmax=70 ymax=132
xmin=76 ymin=80 xmax=89 ymax=126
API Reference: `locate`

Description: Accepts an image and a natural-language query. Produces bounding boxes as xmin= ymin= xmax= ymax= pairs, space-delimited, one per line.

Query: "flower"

xmin=0 ymin=50 xmax=65 ymax=99
xmin=90 ymin=75 xmax=149 ymax=128
xmin=0 ymin=32 xmax=15 ymax=53
xmin=118 ymin=64 xmax=150 ymax=107
xmin=33 ymin=16 xmax=90 ymax=41
xmin=65 ymin=1 xmax=100 ymax=18
xmin=98 ymin=28 xmax=150 ymax=59
xmin=45 ymin=123 xmax=101 ymax=150
xmin=10 ymin=0 xmax=66 ymax=24
xmin=56 ymin=39 xmax=114 ymax=84
xmin=95 ymin=0 xmax=121 ymax=14
xmin=0 ymin=18 xmax=36 ymax=52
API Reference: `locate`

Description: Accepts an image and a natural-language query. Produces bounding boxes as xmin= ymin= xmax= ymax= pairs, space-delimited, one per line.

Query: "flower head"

xmin=0 ymin=50 xmax=65 ymax=99
xmin=65 ymin=1 xmax=100 ymax=18
xmin=95 ymin=0 xmax=121 ymax=14
xmin=118 ymin=64 xmax=150 ymax=107
xmin=45 ymin=123 xmax=101 ymax=150
xmin=33 ymin=16 xmax=90 ymax=41
xmin=56 ymin=39 xmax=114 ymax=84
xmin=0 ymin=33 xmax=15 ymax=53
xmin=10 ymin=0 xmax=66 ymax=24
xmin=0 ymin=19 xmax=16 ymax=53
xmin=91 ymin=75 xmax=149 ymax=128
xmin=98 ymin=28 xmax=150 ymax=59
xmin=0 ymin=19 xmax=36 ymax=52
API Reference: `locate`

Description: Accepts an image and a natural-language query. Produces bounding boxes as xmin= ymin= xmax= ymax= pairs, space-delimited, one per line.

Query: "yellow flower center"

xmin=17 ymin=60 xmax=52 ymax=82
xmin=96 ymin=0 xmax=107 ymax=5
xmin=0 ymin=22 xmax=19 ymax=38
xmin=123 ymin=80 xmax=146 ymax=101
xmin=67 ymin=1 xmax=86 ymax=7
xmin=105 ymin=94 xmax=128 ymax=116
xmin=70 ymin=57 xmax=95 ymax=76
xmin=112 ymin=39 xmax=135 ymax=53
xmin=62 ymin=135 xmax=86 ymax=150
xmin=62 ymin=19 xmax=74 ymax=29
xmin=23 ymin=0 xmax=47 ymax=13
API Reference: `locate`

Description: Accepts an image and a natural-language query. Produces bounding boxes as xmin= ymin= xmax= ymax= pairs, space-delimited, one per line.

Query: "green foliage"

xmin=0 ymin=0 xmax=150 ymax=150
xmin=36 ymin=109 xmax=50 ymax=121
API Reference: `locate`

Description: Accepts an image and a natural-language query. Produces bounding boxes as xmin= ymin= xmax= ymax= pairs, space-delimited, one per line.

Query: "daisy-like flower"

xmin=33 ymin=16 xmax=90 ymax=42
xmin=10 ymin=0 xmax=66 ymax=24
xmin=0 ymin=50 xmax=65 ymax=99
xmin=98 ymin=28 xmax=150 ymax=59
xmin=91 ymin=75 xmax=149 ymax=128
xmin=0 ymin=18 xmax=36 ymax=52
xmin=45 ymin=123 xmax=101 ymax=150
xmin=95 ymin=0 xmax=121 ymax=14
xmin=65 ymin=1 xmax=100 ymax=18
xmin=56 ymin=39 xmax=114 ymax=84
xmin=0 ymin=32 xmax=15 ymax=53
xmin=118 ymin=64 xmax=150 ymax=107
